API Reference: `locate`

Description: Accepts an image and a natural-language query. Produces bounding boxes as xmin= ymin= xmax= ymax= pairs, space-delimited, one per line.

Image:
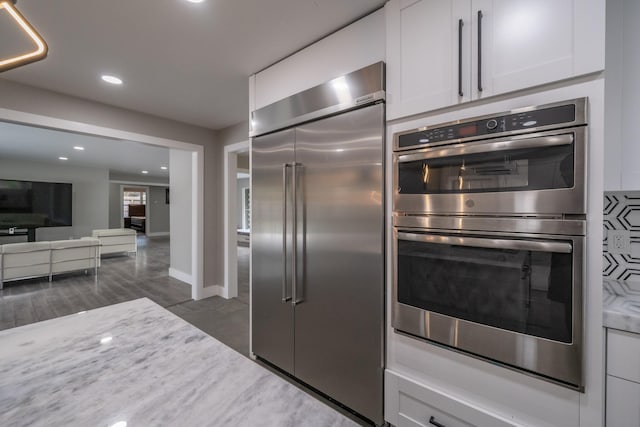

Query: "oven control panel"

xmin=397 ymin=102 xmax=580 ymax=150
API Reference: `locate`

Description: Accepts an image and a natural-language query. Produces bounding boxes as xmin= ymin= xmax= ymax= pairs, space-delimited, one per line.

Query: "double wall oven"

xmin=392 ymin=98 xmax=588 ymax=390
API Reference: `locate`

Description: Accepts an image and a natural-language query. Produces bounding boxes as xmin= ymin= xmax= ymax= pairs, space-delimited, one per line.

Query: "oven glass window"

xmin=397 ymin=237 xmax=573 ymax=343
xmin=398 ymin=142 xmax=574 ymax=194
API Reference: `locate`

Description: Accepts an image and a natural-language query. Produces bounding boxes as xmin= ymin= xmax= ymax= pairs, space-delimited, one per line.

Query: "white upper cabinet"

xmin=386 ymin=0 xmax=471 ymax=120
xmin=472 ymin=0 xmax=574 ymax=99
xmin=386 ymin=0 xmax=605 ymax=120
xmin=605 ymin=0 xmax=640 ymax=191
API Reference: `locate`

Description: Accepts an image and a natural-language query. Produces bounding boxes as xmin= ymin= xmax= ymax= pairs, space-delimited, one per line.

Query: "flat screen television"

xmin=0 ymin=179 xmax=72 ymax=229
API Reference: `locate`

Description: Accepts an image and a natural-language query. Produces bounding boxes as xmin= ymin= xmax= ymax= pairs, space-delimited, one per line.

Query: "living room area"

xmin=0 ymin=120 xmax=194 ymax=331
xmin=0 ymin=110 xmax=252 ymax=357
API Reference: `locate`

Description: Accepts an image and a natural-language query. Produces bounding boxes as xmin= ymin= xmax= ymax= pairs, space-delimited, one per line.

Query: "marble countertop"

xmin=0 ymin=298 xmax=358 ymax=427
xmin=603 ymin=279 xmax=640 ymax=334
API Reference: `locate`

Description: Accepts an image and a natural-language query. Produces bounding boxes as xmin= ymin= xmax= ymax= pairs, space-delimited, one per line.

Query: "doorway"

xmin=0 ymin=109 xmax=204 ymax=300
xmin=236 ymin=154 xmax=250 ymax=306
xmin=121 ymin=186 xmax=148 ymax=235
xmin=223 ymin=140 xmax=250 ymax=299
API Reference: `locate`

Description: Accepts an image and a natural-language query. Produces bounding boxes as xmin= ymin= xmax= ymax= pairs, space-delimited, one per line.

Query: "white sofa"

xmin=51 ymin=239 xmax=99 ymax=278
xmin=1 ymin=242 xmax=51 ymax=288
xmin=0 ymin=238 xmax=100 ymax=288
xmin=90 ymin=228 xmax=137 ymax=256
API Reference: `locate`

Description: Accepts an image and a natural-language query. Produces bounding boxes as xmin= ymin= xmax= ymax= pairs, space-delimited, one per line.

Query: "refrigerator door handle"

xmin=282 ymin=163 xmax=292 ymax=302
xmin=292 ymin=162 xmax=304 ymax=306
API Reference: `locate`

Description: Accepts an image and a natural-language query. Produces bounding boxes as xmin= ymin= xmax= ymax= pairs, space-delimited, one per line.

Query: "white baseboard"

xmin=168 ymin=267 xmax=193 ymax=285
xmin=201 ymin=285 xmax=224 ymax=299
xmin=147 ymin=232 xmax=170 ymax=237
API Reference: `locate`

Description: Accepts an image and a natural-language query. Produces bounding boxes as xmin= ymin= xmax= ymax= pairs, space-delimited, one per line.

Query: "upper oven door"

xmin=393 ymin=127 xmax=586 ymax=215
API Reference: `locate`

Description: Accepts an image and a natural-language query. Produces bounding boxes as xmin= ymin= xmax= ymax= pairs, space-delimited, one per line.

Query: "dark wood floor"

xmin=0 ymin=237 xmax=251 ymax=359
xmin=0 ymin=236 xmax=192 ymax=331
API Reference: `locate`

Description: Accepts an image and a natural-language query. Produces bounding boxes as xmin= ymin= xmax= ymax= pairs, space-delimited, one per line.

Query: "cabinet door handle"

xmin=429 ymin=416 xmax=446 ymax=427
xmin=477 ymin=10 xmax=483 ymax=92
xmin=458 ymin=18 xmax=463 ymax=97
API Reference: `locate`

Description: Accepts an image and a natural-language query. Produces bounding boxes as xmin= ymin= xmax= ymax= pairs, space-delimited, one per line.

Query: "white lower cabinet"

xmin=606 ymin=375 xmax=640 ymax=427
xmin=397 ymin=392 xmax=473 ymax=427
xmin=606 ymin=329 xmax=640 ymax=427
xmin=386 ymin=370 xmax=517 ymax=427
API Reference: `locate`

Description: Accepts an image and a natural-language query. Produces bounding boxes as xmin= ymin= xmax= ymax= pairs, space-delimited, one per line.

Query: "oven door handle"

xmin=397 ymin=133 xmax=574 ymax=163
xmin=397 ymin=232 xmax=572 ymax=253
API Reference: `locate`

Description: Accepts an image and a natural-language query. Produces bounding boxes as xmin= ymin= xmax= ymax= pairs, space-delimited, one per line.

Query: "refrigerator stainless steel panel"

xmin=250 ymin=62 xmax=385 ymax=137
xmin=251 ymin=128 xmax=296 ymax=374
xmin=251 ymin=62 xmax=385 ymax=425
xmin=293 ymin=103 xmax=384 ymax=424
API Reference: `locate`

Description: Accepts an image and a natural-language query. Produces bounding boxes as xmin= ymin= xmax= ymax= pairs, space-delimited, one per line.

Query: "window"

xmin=242 ymin=187 xmax=250 ymax=230
xmin=123 ymin=189 xmax=146 ymax=218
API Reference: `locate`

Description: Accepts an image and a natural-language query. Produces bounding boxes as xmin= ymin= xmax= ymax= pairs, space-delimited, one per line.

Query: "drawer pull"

xmin=429 ymin=416 xmax=446 ymax=427
xmin=457 ymin=19 xmax=463 ymax=97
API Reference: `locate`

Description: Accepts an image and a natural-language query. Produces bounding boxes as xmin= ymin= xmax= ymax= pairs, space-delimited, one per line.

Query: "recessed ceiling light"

xmin=186 ymin=0 xmax=205 ymax=3
xmin=101 ymin=74 xmax=123 ymax=85
xmin=161 ymin=166 xmax=168 ymax=170
xmin=58 ymin=156 xmax=68 ymax=160
xmin=73 ymin=146 xmax=84 ymax=151
xmin=141 ymin=170 xmax=149 ymax=174
xmin=100 ymin=336 xmax=113 ymax=344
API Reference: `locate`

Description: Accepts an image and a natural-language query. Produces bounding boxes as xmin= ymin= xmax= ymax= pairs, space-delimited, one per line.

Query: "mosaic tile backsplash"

xmin=604 ymin=191 xmax=640 ymax=283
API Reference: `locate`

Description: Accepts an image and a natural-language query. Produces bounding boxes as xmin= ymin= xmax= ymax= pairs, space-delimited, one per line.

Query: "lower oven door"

xmin=393 ymin=227 xmax=584 ymax=390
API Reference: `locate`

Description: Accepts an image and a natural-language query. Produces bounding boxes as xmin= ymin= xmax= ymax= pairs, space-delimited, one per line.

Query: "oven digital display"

xmin=457 ymin=124 xmax=477 ymax=137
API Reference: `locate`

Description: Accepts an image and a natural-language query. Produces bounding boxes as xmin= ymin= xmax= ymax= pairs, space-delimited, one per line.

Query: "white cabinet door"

xmin=608 ymin=329 xmax=640 ymax=383
xmin=386 ymin=0 xmax=605 ymax=121
xmin=386 ymin=0 xmax=471 ymax=121
xmin=607 ymin=375 xmax=640 ymax=427
xmin=471 ymin=0 xmax=604 ymax=101
xmin=385 ymin=370 xmax=517 ymax=427
xmin=619 ymin=0 xmax=640 ymax=189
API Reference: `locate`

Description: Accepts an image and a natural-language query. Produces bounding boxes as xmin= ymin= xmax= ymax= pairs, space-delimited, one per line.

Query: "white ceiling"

xmin=0 ymin=121 xmax=170 ymax=180
xmin=0 ymin=0 xmax=386 ymax=130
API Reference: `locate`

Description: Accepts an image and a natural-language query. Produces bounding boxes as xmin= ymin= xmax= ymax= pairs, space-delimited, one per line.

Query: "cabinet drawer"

xmin=399 ymin=393 xmax=473 ymax=427
xmin=395 ymin=375 xmax=516 ymax=427
xmin=606 ymin=375 xmax=640 ymax=427
xmin=608 ymin=329 xmax=640 ymax=382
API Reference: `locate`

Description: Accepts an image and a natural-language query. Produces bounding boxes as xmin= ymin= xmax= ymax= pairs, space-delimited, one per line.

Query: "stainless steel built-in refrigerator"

xmin=251 ymin=62 xmax=385 ymax=425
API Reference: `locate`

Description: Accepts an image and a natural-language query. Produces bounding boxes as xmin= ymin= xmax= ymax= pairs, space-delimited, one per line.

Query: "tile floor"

xmin=167 ymin=244 xmax=250 ymax=356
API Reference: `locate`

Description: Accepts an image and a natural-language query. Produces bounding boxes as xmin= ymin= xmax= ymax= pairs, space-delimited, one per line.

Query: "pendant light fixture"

xmin=0 ymin=0 xmax=48 ymax=72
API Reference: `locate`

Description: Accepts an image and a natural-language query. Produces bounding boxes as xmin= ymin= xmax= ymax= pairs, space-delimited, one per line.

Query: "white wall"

xmin=110 ymin=171 xmax=169 ymax=185
xmin=619 ymin=0 xmax=640 ymax=189
xmin=169 ymin=149 xmax=193 ymax=281
xmin=604 ymin=0 xmax=624 ymax=191
xmin=0 ymin=158 xmax=109 ymax=241
xmin=251 ymin=8 xmax=385 ymax=112
xmin=148 ymin=186 xmax=170 ymax=234
xmin=237 ymin=153 xmax=249 ymax=170
xmin=108 ymin=182 xmax=121 ymax=229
